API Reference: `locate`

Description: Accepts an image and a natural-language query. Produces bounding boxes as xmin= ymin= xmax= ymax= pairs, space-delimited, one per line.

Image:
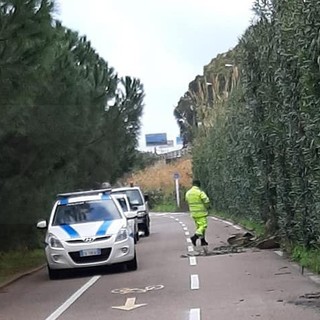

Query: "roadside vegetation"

xmin=0 ymin=250 xmax=45 ymax=285
xmin=174 ymin=1 xmax=320 ymax=274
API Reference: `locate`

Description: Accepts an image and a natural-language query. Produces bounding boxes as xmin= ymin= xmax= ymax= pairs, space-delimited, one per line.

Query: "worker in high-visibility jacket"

xmin=185 ymin=179 xmax=210 ymax=246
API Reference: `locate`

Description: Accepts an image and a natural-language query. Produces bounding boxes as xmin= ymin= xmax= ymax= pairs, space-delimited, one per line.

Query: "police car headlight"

xmin=115 ymin=228 xmax=128 ymax=242
xmin=137 ymin=211 xmax=146 ymax=217
xmin=47 ymin=234 xmax=63 ymax=249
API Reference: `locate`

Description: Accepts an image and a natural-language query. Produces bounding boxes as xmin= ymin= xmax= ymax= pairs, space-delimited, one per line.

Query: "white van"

xmin=113 ymin=193 xmax=139 ymax=243
xmin=112 ymin=186 xmax=150 ymax=236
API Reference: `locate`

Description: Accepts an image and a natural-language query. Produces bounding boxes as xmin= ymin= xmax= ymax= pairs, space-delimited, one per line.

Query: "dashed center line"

xmin=189 ymin=308 xmax=201 ymax=320
xmin=190 ymin=274 xmax=199 ymax=290
xmin=185 ymin=231 xmax=190 ymax=236
xmin=188 ymin=246 xmax=194 ymax=252
xmin=189 ymin=256 xmax=197 ymax=266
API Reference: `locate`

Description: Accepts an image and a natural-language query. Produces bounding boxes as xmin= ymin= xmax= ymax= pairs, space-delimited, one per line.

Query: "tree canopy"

xmin=0 ymin=0 xmax=145 ymax=250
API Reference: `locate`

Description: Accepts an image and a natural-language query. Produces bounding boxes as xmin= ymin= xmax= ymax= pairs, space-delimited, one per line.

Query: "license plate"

xmin=80 ymin=248 xmax=101 ymax=257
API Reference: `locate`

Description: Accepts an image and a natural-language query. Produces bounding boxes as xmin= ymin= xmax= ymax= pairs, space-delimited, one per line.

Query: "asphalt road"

xmin=1 ymin=213 xmax=320 ymax=320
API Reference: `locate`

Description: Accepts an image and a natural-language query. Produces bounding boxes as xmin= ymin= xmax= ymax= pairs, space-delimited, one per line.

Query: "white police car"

xmin=37 ymin=189 xmax=137 ymax=279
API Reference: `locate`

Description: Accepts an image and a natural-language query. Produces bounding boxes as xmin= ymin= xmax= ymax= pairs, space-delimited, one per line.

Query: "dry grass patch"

xmin=127 ymin=157 xmax=193 ymax=194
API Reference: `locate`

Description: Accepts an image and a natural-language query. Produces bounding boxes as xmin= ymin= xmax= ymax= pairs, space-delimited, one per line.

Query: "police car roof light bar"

xmin=57 ymin=188 xmax=112 ymax=199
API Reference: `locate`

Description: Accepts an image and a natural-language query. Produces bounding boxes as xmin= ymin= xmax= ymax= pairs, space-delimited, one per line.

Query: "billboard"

xmin=145 ymin=133 xmax=167 ymax=146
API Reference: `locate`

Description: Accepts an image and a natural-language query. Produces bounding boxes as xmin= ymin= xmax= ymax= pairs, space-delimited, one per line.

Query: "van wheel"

xmin=144 ymin=223 xmax=150 ymax=236
xmin=144 ymin=217 xmax=150 ymax=236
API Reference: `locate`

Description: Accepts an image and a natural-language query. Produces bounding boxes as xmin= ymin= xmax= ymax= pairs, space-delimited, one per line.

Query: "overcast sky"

xmin=57 ymin=0 xmax=255 ymax=150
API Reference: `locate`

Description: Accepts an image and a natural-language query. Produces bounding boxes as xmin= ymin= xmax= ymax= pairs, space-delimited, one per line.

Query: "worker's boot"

xmin=201 ymin=238 xmax=208 ymax=246
xmin=190 ymin=234 xmax=199 ymax=246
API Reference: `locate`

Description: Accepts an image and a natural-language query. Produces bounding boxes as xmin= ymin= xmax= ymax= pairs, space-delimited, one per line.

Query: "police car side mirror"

xmin=37 ymin=220 xmax=47 ymax=229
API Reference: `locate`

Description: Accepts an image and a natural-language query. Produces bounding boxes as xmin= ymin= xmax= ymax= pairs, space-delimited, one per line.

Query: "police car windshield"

xmin=52 ymin=200 xmax=121 ymax=225
xmin=113 ymin=190 xmax=143 ymax=206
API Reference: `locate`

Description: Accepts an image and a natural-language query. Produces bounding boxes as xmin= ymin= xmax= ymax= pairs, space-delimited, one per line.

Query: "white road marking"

xmin=186 ymin=238 xmax=192 ymax=243
xmin=190 ymin=274 xmax=199 ymax=290
xmin=179 ymin=221 xmax=184 ymax=224
xmin=185 ymin=231 xmax=190 ymax=236
xmin=112 ymin=297 xmax=147 ymax=311
xmin=188 ymin=246 xmax=194 ymax=252
xmin=189 ymin=256 xmax=197 ymax=266
xmin=183 ymin=227 xmax=188 ymax=231
xmin=45 ymin=275 xmax=101 ymax=320
xmin=274 ymin=251 xmax=283 ymax=257
xmin=211 ymin=216 xmax=243 ymax=230
xmin=175 ymin=218 xmax=179 ymax=221
xmin=189 ymin=308 xmax=201 ymax=320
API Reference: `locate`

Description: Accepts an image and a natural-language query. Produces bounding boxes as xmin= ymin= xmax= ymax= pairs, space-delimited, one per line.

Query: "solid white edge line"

xmin=190 ymin=274 xmax=199 ymax=290
xmin=189 ymin=256 xmax=197 ymax=266
xmin=211 ymin=216 xmax=243 ymax=230
xmin=45 ymin=275 xmax=101 ymax=320
xmin=190 ymin=308 xmax=201 ymax=320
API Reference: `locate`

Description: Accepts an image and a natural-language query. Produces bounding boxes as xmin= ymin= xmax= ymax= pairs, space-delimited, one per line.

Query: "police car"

xmin=36 ymin=188 xmax=137 ymax=279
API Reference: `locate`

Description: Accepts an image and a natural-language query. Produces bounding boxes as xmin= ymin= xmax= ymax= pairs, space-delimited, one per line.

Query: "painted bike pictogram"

xmin=111 ymin=284 xmax=164 ymax=295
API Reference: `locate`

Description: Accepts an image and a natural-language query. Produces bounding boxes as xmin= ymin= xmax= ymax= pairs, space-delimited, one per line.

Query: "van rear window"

xmin=113 ymin=190 xmax=143 ymax=206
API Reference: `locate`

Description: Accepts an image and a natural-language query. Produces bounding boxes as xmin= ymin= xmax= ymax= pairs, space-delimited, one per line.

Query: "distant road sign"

xmin=176 ymin=136 xmax=183 ymax=145
xmin=173 ymin=172 xmax=180 ymax=180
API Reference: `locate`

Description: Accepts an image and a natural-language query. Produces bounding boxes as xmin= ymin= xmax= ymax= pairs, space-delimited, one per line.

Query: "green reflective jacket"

xmin=185 ymin=186 xmax=210 ymax=217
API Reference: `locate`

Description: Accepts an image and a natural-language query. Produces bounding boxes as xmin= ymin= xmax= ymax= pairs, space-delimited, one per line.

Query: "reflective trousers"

xmin=192 ymin=215 xmax=208 ymax=237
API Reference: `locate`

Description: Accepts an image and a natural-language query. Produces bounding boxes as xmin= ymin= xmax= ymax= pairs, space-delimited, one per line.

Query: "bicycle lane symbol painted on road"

xmin=111 ymin=284 xmax=164 ymax=295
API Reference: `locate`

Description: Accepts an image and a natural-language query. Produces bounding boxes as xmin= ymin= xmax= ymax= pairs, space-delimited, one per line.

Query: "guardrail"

xmin=157 ymin=147 xmax=191 ymax=160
